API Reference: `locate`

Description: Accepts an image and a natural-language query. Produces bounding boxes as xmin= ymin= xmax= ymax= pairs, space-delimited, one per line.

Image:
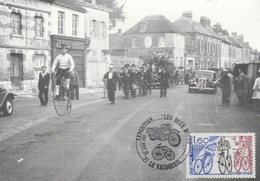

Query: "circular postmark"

xmin=135 ymin=114 xmax=190 ymax=170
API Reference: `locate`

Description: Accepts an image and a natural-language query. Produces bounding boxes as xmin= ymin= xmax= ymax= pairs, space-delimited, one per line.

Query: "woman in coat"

xmin=252 ymin=71 xmax=260 ymax=107
xmin=220 ymin=72 xmax=231 ymax=106
xmin=236 ymin=69 xmax=247 ymax=105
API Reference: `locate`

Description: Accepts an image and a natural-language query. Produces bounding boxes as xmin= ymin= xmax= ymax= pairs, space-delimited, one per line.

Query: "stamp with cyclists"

xmin=187 ymin=133 xmax=255 ymax=179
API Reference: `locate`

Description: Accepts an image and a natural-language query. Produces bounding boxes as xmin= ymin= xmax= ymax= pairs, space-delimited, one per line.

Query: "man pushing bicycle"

xmin=52 ymin=43 xmax=75 ymax=99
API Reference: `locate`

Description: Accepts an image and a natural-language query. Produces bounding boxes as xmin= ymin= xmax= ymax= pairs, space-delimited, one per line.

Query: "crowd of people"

xmin=220 ymin=68 xmax=260 ymax=107
xmin=103 ymin=63 xmax=173 ymax=104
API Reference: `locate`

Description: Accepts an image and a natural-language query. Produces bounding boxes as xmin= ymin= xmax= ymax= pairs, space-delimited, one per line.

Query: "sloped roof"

xmin=172 ymin=17 xmax=219 ymax=39
xmin=54 ymin=0 xmax=86 ymax=13
xmin=228 ymin=36 xmax=242 ymax=48
xmin=124 ymin=15 xmax=182 ymax=34
xmin=216 ymin=33 xmax=232 ymax=44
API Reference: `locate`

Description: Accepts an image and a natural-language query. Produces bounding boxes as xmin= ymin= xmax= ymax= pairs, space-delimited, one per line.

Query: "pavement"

xmin=12 ymin=87 xmax=104 ymax=98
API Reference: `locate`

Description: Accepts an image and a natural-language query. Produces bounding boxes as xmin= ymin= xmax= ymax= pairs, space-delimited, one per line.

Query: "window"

xmin=91 ymin=20 xmax=98 ymax=37
xmin=33 ymin=54 xmax=45 ymax=70
xmin=197 ymin=40 xmax=200 ymax=54
xmin=58 ymin=11 xmax=65 ymax=34
xmin=158 ymin=36 xmax=165 ymax=47
xmin=200 ymin=40 xmax=204 ymax=54
xmin=33 ymin=54 xmax=45 ymax=79
xmin=101 ymin=21 xmax=106 ymax=38
xmin=132 ymin=39 xmax=139 ymax=48
xmin=35 ymin=16 xmax=43 ymax=37
xmin=207 ymin=42 xmax=210 ymax=54
xmin=72 ymin=14 xmax=79 ymax=36
xmin=12 ymin=12 xmax=21 ymax=35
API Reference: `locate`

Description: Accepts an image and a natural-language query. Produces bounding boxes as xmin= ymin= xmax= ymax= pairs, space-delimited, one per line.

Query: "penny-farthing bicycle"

xmin=53 ymin=73 xmax=72 ymax=116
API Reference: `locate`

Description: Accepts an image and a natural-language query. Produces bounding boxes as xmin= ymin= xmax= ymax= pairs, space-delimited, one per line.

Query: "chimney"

xmin=213 ymin=23 xmax=221 ymax=31
xmin=238 ymin=34 xmax=244 ymax=41
xmin=182 ymin=11 xmax=193 ymax=19
xmin=222 ymin=29 xmax=229 ymax=36
xmin=231 ymin=32 xmax=237 ymax=38
xmin=206 ymin=18 xmax=211 ymax=27
xmin=118 ymin=28 xmax=122 ymax=34
xmin=200 ymin=16 xmax=208 ymax=27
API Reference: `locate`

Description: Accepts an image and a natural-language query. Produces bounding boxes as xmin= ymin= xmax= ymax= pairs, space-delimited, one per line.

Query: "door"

xmin=10 ymin=54 xmax=23 ymax=90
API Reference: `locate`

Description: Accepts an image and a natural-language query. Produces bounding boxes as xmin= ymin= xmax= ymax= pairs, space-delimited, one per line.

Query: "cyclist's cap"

xmin=61 ymin=43 xmax=67 ymax=49
xmin=109 ymin=64 xmax=114 ymax=68
xmin=41 ymin=65 xmax=46 ymax=69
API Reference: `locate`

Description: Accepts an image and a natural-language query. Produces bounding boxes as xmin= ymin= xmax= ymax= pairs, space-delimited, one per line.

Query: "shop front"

xmin=51 ymin=35 xmax=90 ymax=88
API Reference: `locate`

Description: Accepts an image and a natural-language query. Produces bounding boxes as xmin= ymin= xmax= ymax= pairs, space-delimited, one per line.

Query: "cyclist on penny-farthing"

xmin=52 ymin=44 xmax=75 ymax=100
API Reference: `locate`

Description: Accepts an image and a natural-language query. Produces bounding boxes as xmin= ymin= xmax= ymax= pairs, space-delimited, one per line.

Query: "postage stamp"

xmin=187 ymin=133 xmax=256 ymax=179
xmin=135 ymin=115 xmax=190 ymax=170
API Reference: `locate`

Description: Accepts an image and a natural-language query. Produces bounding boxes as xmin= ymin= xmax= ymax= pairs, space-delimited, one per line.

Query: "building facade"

xmin=51 ymin=0 xmax=88 ymax=87
xmin=0 ymin=0 xmax=52 ymax=90
xmin=78 ymin=0 xmax=111 ymax=87
xmin=110 ymin=15 xmax=185 ymax=69
xmin=173 ymin=12 xmax=221 ymax=70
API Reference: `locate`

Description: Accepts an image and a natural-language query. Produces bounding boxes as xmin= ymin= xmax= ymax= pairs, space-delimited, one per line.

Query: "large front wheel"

xmin=53 ymin=86 xmax=70 ymax=116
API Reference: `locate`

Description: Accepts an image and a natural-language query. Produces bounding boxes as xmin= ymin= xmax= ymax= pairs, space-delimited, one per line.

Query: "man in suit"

xmin=159 ymin=67 xmax=170 ymax=98
xmin=103 ymin=64 xmax=118 ymax=104
xmin=121 ymin=64 xmax=132 ymax=99
xmin=38 ymin=66 xmax=50 ymax=106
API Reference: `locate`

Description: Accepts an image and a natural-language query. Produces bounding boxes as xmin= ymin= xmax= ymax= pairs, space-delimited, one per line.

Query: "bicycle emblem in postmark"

xmin=187 ymin=133 xmax=255 ymax=179
xmin=135 ymin=115 xmax=190 ymax=170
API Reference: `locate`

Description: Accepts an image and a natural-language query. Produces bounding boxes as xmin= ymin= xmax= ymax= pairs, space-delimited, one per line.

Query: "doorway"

xmin=10 ymin=53 xmax=23 ymax=90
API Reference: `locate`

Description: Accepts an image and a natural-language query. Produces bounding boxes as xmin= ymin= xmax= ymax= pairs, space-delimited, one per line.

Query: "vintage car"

xmin=0 ymin=86 xmax=15 ymax=116
xmin=188 ymin=70 xmax=218 ymax=94
xmin=208 ymin=68 xmax=221 ymax=87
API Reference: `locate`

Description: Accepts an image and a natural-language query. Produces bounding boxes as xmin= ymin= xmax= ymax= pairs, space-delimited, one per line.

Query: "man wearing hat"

xmin=103 ymin=64 xmax=118 ymax=104
xmin=159 ymin=67 xmax=170 ymax=97
xmin=38 ymin=66 xmax=50 ymax=106
xmin=52 ymin=43 xmax=75 ymax=99
xmin=121 ymin=64 xmax=132 ymax=99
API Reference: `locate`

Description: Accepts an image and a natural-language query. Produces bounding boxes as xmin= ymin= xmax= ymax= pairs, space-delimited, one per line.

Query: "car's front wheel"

xmin=3 ymin=97 xmax=13 ymax=116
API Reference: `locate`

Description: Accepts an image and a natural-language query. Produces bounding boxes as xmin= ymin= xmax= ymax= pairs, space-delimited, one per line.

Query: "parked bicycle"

xmin=151 ymin=143 xmax=175 ymax=161
xmin=53 ymin=73 xmax=72 ymax=116
xmin=233 ymin=148 xmax=250 ymax=172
